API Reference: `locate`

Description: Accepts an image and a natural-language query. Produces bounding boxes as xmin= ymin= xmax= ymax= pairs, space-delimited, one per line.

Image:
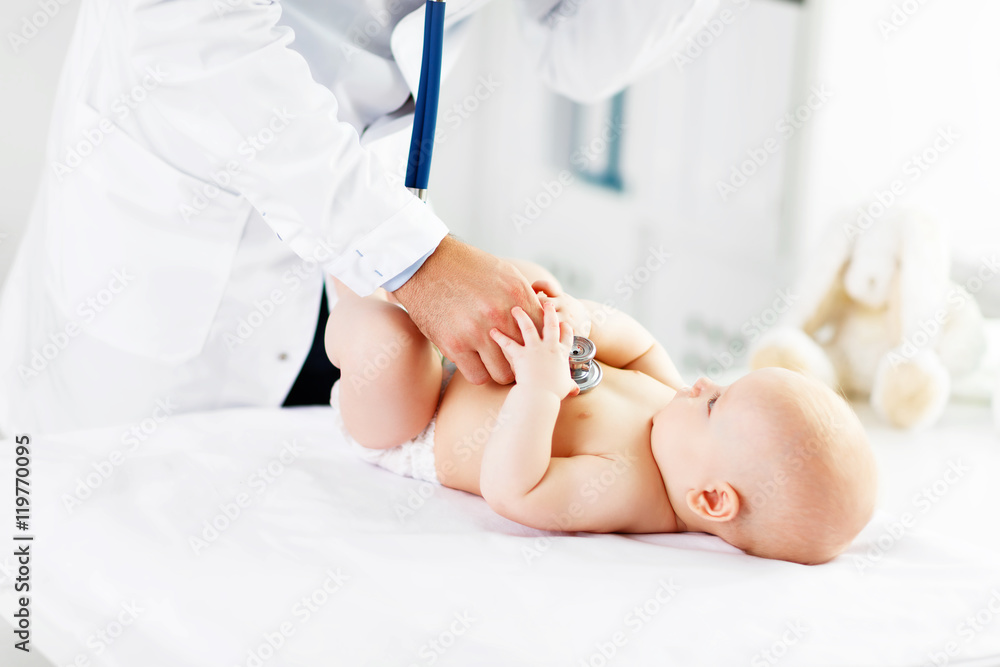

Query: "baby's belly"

xmin=433 ymin=366 xmax=674 ymax=495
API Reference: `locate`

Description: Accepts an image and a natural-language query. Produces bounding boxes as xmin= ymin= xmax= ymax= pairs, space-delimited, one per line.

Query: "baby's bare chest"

xmin=433 ymin=366 xmax=671 ymax=495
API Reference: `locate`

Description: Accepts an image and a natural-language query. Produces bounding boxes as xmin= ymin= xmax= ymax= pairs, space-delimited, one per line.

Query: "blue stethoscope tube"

xmin=405 ymin=0 xmax=447 ymax=202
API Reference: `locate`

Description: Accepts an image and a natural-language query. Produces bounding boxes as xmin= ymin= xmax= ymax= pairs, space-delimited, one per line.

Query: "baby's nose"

xmin=690 ymin=377 xmax=719 ymax=397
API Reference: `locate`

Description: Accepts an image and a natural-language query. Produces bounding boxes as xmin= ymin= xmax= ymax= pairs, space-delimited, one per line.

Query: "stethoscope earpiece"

xmin=570 ymin=336 xmax=602 ymax=393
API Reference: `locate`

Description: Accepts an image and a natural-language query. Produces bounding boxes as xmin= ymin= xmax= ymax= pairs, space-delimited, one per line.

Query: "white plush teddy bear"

xmin=750 ymin=210 xmax=987 ymax=429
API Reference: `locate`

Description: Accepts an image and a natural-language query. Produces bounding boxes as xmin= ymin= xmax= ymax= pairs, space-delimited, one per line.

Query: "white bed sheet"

xmin=1 ymin=402 xmax=999 ymax=667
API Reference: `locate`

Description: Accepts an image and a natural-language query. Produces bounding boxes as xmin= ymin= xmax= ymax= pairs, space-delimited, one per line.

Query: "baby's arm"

xmin=481 ymin=303 xmax=643 ymax=532
xmin=583 ymin=300 xmax=685 ymax=390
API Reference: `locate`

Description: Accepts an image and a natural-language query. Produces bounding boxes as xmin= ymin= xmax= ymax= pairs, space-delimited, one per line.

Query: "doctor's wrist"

xmin=380 ymin=248 xmax=436 ymax=293
xmin=391 ymin=234 xmax=456 ymax=302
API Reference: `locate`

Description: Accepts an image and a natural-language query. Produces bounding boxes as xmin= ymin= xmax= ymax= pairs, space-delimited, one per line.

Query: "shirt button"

xmin=278 ymin=353 xmax=288 ymax=361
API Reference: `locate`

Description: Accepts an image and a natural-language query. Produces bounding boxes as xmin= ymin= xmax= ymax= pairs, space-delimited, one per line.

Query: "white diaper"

xmin=330 ymin=361 xmax=455 ymax=485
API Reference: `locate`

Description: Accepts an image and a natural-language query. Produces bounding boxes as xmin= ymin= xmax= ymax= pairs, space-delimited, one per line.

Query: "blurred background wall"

xmin=431 ymin=0 xmax=802 ymax=379
xmin=2 ymin=0 xmax=998 ymax=379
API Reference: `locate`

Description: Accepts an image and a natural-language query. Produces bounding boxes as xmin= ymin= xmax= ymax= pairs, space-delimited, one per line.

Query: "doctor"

xmin=0 ymin=0 xmax=718 ymax=435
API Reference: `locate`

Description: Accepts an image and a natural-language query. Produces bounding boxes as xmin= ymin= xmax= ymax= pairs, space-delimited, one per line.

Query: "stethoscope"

xmin=404 ymin=0 xmax=446 ymax=203
xmin=404 ymin=1 xmax=601 ymax=393
xmin=570 ymin=336 xmax=602 ymax=394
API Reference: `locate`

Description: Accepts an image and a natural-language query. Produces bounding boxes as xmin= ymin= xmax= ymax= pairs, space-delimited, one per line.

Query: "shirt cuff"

xmin=380 ymin=248 xmax=436 ymax=292
xmin=323 ymin=198 xmax=449 ymax=296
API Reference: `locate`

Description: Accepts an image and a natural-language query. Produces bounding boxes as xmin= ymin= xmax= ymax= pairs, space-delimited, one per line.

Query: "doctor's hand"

xmin=392 ymin=236 xmax=545 ymax=385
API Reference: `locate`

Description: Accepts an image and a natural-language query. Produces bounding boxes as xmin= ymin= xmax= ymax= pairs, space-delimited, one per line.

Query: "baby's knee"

xmin=330 ymin=301 xmax=424 ymax=368
xmin=369 ymin=303 xmax=422 ymax=351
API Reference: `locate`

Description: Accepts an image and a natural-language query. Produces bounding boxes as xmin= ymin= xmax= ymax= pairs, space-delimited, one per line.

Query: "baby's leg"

xmin=325 ymin=279 xmax=443 ymax=450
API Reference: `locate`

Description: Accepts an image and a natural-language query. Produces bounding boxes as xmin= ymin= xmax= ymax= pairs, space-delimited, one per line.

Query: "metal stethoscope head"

xmin=570 ymin=336 xmax=602 ymax=393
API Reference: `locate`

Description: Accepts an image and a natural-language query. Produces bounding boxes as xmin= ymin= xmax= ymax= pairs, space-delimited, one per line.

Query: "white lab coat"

xmin=0 ymin=0 xmax=718 ymax=436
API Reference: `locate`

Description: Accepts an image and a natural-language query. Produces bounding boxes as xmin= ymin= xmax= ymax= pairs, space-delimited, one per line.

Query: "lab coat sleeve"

xmin=127 ymin=0 xmax=446 ymax=296
xmin=513 ymin=0 xmax=721 ymax=104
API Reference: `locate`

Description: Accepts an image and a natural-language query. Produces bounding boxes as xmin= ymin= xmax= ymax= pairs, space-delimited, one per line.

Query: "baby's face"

xmin=650 ymin=371 xmax=778 ymax=505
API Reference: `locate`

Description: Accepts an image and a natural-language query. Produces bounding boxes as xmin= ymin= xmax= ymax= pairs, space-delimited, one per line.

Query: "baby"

xmin=324 ymin=262 xmax=878 ymax=565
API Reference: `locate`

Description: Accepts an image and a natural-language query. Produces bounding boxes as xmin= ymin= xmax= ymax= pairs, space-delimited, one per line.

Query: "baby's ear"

xmin=685 ymin=483 xmax=740 ymax=523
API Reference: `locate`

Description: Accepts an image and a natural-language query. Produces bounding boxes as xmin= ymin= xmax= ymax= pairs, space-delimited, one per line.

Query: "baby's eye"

xmin=707 ymin=392 xmax=720 ymax=416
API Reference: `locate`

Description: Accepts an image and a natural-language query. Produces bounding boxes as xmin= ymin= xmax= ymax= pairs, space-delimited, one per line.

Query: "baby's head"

xmin=651 ymin=368 xmax=877 ymax=565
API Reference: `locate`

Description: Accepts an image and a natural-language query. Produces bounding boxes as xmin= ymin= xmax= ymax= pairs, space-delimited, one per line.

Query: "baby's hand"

xmin=532 ymin=280 xmax=592 ymax=339
xmin=490 ymin=301 xmax=580 ymax=400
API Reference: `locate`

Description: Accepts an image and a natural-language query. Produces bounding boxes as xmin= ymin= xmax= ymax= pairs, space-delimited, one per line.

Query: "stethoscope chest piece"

xmin=570 ymin=336 xmax=602 ymax=393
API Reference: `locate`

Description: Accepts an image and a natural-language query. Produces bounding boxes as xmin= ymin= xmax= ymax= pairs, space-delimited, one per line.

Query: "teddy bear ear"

xmin=786 ymin=214 xmax=855 ymax=334
xmin=896 ymin=210 xmax=950 ymax=339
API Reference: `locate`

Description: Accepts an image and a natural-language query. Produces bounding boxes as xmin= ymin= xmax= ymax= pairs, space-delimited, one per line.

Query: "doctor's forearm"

xmin=131 ymin=0 xmax=449 ymax=297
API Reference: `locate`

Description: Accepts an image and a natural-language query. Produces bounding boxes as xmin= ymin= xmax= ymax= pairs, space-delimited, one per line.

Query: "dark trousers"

xmin=282 ymin=289 xmax=341 ymax=406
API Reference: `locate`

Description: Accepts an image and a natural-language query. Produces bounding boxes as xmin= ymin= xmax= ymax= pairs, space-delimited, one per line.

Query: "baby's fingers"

xmin=559 ymin=321 xmax=575 ymax=350
xmin=542 ymin=301 xmax=563 ymax=341
xmin=490 ymin=328 xmax=518 ymax=360
xmin=511 ymin=306 xmax=539 ymax=343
